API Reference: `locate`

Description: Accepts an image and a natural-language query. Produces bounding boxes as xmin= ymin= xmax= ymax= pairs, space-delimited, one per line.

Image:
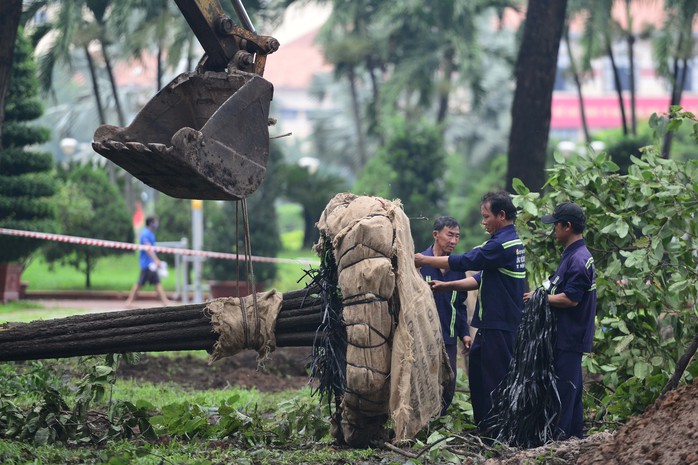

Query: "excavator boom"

xmin=92 ymin=0 xmax=279 ymax=200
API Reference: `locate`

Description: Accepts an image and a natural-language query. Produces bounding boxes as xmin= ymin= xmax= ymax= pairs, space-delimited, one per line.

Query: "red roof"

xmin=263 ymin=28 xmax=333 ymax=90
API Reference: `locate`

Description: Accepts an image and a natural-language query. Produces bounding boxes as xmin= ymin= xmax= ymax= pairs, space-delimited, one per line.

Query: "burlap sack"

xmin=206 ymin=289 xmax=283 ymax=364
xmin=317 ymin=193 xmax=451 ymax=445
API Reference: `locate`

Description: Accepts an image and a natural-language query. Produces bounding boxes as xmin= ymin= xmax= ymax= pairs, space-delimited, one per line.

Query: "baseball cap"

xmin=541 ymin=201 xmax=586 ymax=225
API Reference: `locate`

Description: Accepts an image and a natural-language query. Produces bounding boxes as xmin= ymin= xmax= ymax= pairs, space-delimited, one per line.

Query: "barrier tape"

xmin=0 ymin=228 xmax=319 ymax=266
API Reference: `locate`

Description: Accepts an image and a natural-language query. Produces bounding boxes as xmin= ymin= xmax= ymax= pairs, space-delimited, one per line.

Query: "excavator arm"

xmin=92 ymin=0 xmax=279 ymax=200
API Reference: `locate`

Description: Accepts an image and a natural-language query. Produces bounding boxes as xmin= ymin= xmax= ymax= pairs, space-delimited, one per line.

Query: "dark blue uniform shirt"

xmin=420 ymin=245 xmax=469 ymax=344
xmin=547 ymin=238 xmax=597 ymax=353
xmin=447 ymin=224 xmax=525 ymax=332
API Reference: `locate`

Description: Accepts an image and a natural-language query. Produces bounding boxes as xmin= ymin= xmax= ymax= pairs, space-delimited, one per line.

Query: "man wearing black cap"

xmin=524 ymin=201 xmax=596 ymax=439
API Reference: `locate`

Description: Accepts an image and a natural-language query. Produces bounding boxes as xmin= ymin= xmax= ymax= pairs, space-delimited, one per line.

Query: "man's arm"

xmin=523 ymin=291 xmax=577 ymax=307
xmin=142 ymin=238 xmax=161 ymax=266
xmin=429 ymin=276 xmax=479 ymax=292
xmin=415 ymin=252 xmax=450 ymax=270
xmin=548 ymin=292 xmax=578 ymax=308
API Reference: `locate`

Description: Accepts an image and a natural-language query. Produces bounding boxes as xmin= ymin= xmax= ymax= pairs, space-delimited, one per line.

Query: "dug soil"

xmin=116 ymin=347 xmax=315 ymax=392
xmin=484 ymin=380 xmax=698 ymax=465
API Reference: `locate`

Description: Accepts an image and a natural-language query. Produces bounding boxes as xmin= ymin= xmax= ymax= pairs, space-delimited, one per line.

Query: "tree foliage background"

xmin=43 ymin=164 xmax=133 ymax=288
xmin=0 ymin=29 xmax=56 ymax=264
xmin=512 ymin=109 xmax=698 ymax=422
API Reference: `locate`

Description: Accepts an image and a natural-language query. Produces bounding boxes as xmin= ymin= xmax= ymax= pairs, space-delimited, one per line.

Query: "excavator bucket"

xmin=92 ymin=70 xmax=273 ymax=200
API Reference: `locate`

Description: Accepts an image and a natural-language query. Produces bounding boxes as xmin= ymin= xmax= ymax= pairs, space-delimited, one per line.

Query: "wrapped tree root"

xmin=315 ymin=193 xmax=451 ymax=447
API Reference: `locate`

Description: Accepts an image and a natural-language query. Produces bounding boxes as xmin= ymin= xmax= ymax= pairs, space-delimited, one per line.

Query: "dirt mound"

xmin=578 ymin=380 xmax=698 ymax=465
xmin=483 ymin=380 xmax=697 ymax=465
xmin=116 ymin=347 xmax=314 ymax=392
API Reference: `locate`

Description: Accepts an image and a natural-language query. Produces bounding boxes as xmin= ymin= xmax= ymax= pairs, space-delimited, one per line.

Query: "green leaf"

xmin=617 ymin=221 xmax=629 ymax=239
xmin=34 ymin=427 xmax=49 ymax=446
xmin=511 ymin=178 xmax=529 ymax=195
xmin=614 ymin=334 xmax=635 ymax=354
xmin=617 ymin=320 xmax=630 ymax=335
xmin=668 ymin=280 xmax=689 ymax=294
xmin=94 ymin=365 xmax=114 ymax=377
xmin=633 ymin=361 xmax=652 ymax=380
xmin=522 ymin=200 xmax=538 ymax=216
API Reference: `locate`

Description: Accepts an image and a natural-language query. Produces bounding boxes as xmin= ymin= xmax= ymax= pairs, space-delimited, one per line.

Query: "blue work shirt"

xmin=448 ymin=224 xmax=525 ymax=332
xmin=139 ymin=227 xmax=156 ymax=270
xmin=546 ymin=238 xmax=596 ymax=353
xmin=420 ymin=245 xmax=469 ymax=345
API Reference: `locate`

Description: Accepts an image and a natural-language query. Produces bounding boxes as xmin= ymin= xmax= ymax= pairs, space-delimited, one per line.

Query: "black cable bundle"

xmin=486 ymin=287 xmax=561 ymax=448
xmin=307 ymin=236 xmax=347 ymax=408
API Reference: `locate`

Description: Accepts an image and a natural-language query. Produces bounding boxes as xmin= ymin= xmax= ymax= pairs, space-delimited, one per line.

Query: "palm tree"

xmin=378 ymin=0 xmax=515 ymax=127
xmin=35 ymin=1 xmax=125 ymax=182
xmin=652 ymin=0 xmax=698 ymax=157
xmin=579 ymin=0 xmax=630 ymax=135
xmin=316 ymin=0 xmax=388 ymax=168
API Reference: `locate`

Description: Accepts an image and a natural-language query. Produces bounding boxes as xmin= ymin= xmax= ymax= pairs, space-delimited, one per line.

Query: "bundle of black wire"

xmin=307 ymin=237 xmax=347 ymax=407
xmin=485 ymin=287 xmax=561 ymax=448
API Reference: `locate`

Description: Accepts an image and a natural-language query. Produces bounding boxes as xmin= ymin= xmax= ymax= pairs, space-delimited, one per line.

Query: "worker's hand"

xmin=429 ymin=280 xmax=448 ymax=292
xmin=414 ymin=252 xmax=425 ymax=268
xmin=462 ymin=336 xmax=472 ymax=355
xmin=523 ymin=291 xmax=533 ymax=304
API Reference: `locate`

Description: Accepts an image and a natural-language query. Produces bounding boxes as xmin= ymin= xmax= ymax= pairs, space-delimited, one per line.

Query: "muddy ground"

xmin=116 ymin=347 xmax=315 ymax=392
xmin=117 ymin=350 xmax=697 ymax=464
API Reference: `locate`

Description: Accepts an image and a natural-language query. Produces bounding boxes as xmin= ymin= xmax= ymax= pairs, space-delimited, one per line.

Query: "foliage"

xmin=0 ymin=354 xmax=152 ymax=446
xmin=512 ymin=109 xmax=698 ymax=423
xmin=602 ymin=133 xmax=651 ymax=175
xmin=0 ymin=29 xmax=56 ymax=264
xmin=357 ymin=116 xmax=446 ymax=249
xmin=282 ymin=164 xmax=350 ymax=249
xmin=446 ymin=154 xmax=507 ymax=252
xmin=204 ymin=143 xmax=284 ymax=282
xmin=155 ymin=194 xmax=192 ymax=243
xmin=43 ymin=164 xmax=134 ymax=288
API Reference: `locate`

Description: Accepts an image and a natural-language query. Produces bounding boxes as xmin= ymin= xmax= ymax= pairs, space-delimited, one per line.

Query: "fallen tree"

xmin=0 ymin=286 xmax=322 ymax=361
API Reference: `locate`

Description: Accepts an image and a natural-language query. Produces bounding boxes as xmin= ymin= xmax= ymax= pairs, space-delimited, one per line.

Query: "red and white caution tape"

xmin=0 ymin=228 xmax=318 ymax=266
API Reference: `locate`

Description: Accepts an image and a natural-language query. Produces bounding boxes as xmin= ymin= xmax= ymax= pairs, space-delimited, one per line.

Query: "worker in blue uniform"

xmin=416 ymin=191 xmax=525 ymax=429
xmin=419 ymin=216 xmax=472 ymax=415
xmin=524 ymin=201 xmax=596 ymax=439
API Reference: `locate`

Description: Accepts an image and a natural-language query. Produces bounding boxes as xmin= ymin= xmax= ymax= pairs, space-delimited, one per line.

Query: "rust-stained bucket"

xmin=92 ymin=69 xmax=273 ymax=200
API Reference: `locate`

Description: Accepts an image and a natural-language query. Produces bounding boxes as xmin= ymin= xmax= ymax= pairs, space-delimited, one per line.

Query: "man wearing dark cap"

xmin=524 ymin=201 xmax=596 ymax=439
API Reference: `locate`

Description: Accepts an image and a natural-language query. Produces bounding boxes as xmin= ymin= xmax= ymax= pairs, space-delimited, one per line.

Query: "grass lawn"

xmin=20 ymin=229 xmax=318 ymax=294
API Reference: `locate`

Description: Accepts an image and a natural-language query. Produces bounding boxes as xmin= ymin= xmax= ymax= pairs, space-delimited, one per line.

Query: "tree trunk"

xmin=302 ymin=207 xmax=318 ymax=249
xmin=607 ymin=41 xmax=629 ymax=135
xmin=662 ymin=54 xmax=689 ymax=158
xmin=0 ymin=0 xmax=23 ymax=149
xmin=625 ymin=0 xmax=637 ymax=135
xmin=660 ymin=332 xmax=698 ymax=398
xmin=506 ymin=0 xmax=568 ymax=193
xmin=84 ymin=44 xmax=116 ymax=183
xmin=157 ymin=46 xmax=164 ymax=91
xmin=564 ymin=26 xmax=590 ymax=143
xmin=436 ymin=47 xmax=455 ymax=126
xmin=85 ymin=250 xmax=92 ymax=289
xmin=101 ymin=42 xmax=125 ymax=127
xmin=0 ymin=287 xmax=323 ymax=361
xmin=347 ymin=67 xmax=368 ymax=170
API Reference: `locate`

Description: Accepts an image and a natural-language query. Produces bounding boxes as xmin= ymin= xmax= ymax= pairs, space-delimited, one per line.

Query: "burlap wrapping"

xmin=206 ymin=289 xmax=283 ymax=364
xmin=317 ymin=193 xmax=451 ymax=444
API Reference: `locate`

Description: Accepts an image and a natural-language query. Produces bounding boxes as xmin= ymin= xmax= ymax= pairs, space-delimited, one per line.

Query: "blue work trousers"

xmin=468 ymin=329 xmax=515 ymax=427
xmin=553 ymin=349 xmax=584 ymax=439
